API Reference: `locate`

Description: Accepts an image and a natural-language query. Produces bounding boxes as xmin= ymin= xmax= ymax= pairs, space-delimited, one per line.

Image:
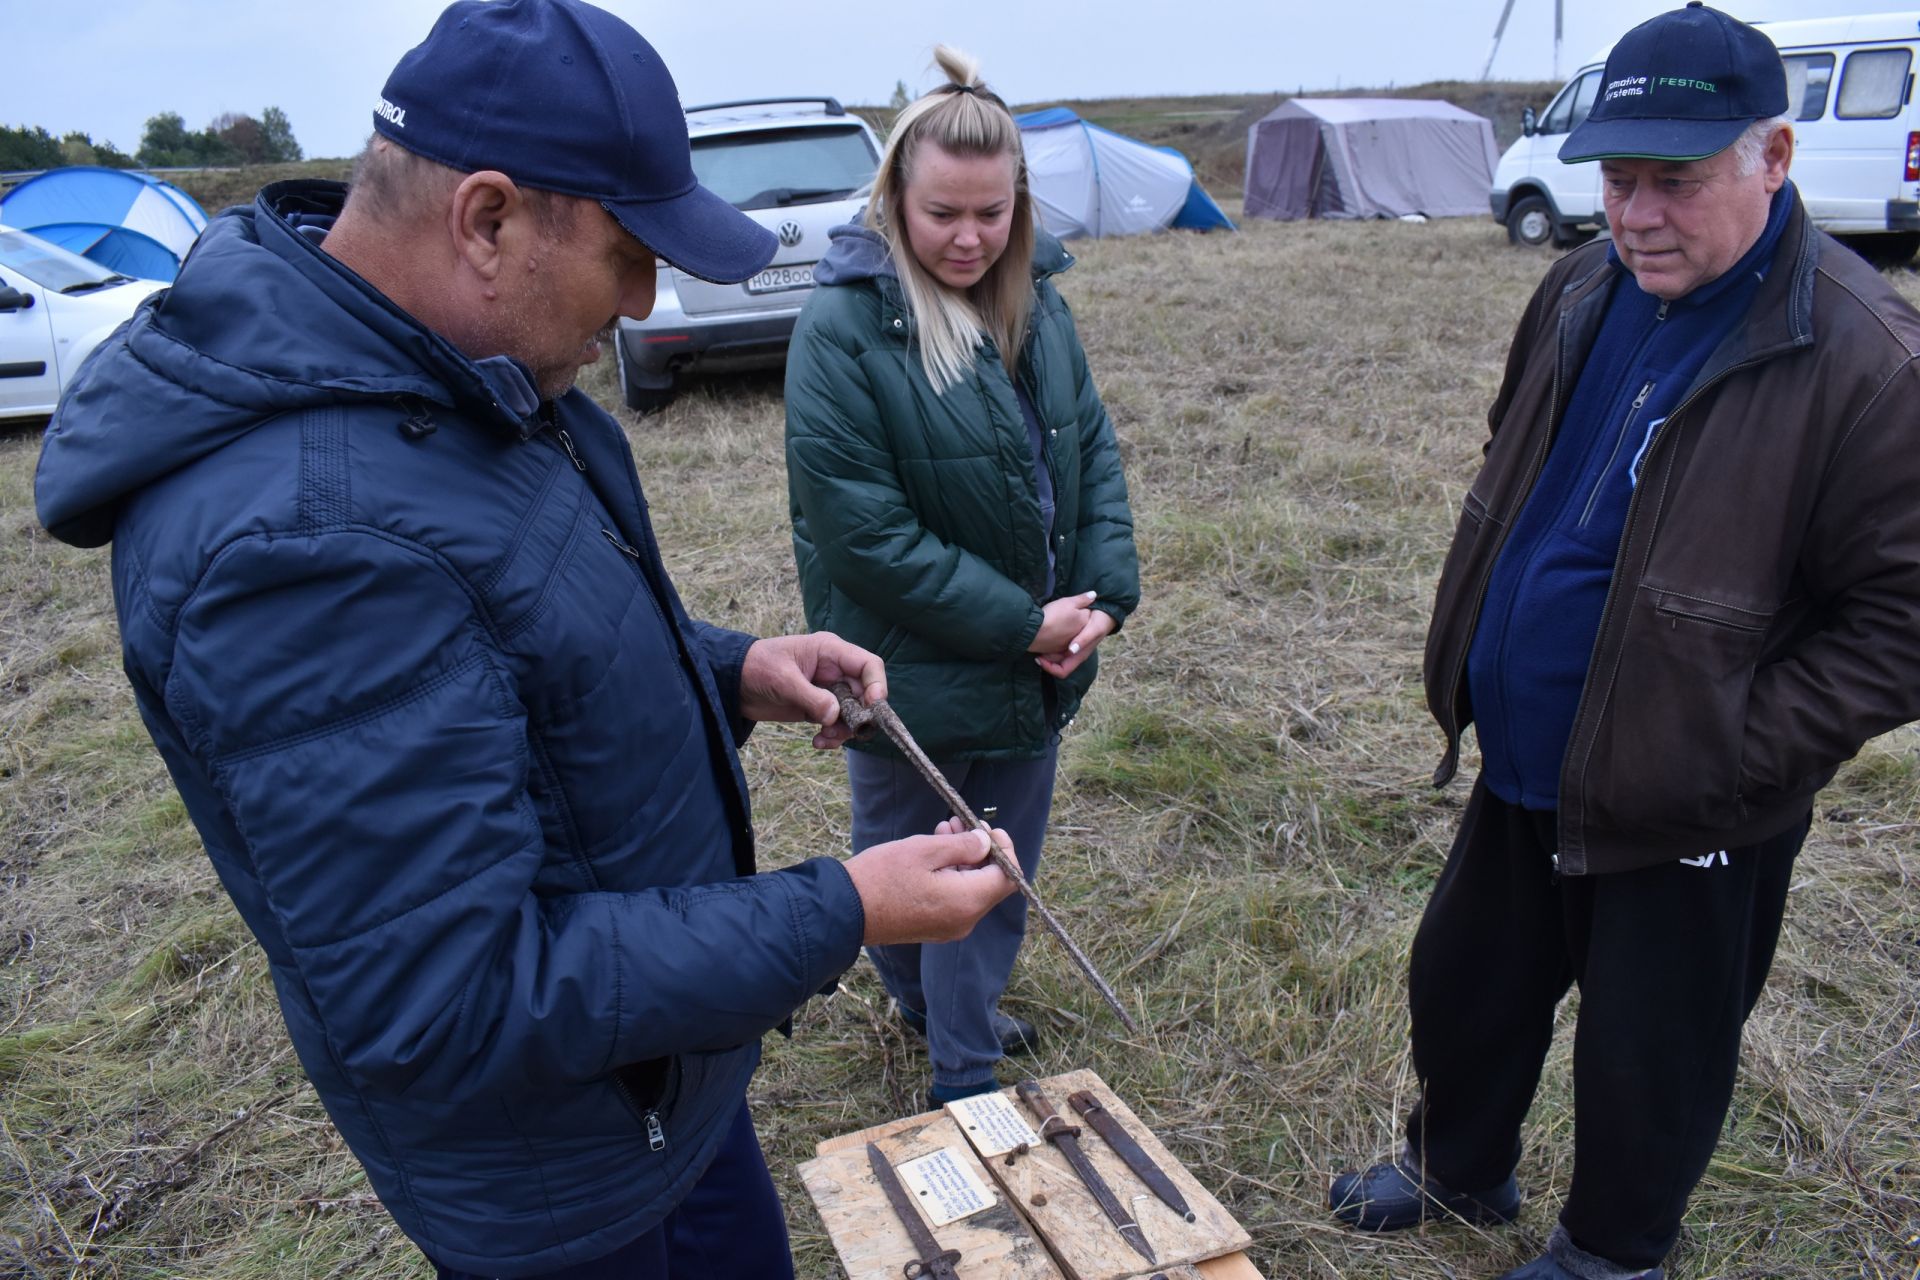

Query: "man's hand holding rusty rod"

xmin=739 ymin=632 xmax=1016 ymax=944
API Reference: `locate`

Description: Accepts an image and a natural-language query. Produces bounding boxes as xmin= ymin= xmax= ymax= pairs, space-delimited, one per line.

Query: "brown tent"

xmin=1244 ymin=98 xmax=1498 ymax=221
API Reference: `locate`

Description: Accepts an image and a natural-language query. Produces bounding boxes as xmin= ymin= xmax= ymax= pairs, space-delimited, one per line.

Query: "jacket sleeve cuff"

xmin=689 ymin=621 xmax=758 ymax=746
xmin=777 ymin=855 xmax=866 ymax=996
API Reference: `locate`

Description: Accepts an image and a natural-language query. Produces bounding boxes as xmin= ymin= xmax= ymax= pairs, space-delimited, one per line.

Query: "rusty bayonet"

xmin=1068 ymin=1090 xmax=1196 ymax=1223
xmin=831 ymin=682 xmax=1141 ymax=1035
xmin=1015 ymin=1078 xmax=1156 ymax=1264
xmin=865 ymin=1143 xmax=964 ymax=1280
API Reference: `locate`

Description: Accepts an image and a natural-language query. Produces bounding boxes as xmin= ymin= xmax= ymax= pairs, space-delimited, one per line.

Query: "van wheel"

xmin=1506 ymin=196 xmax=1556 ymax=248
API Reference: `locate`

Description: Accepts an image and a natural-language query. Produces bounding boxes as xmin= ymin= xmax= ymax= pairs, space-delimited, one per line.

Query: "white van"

xmin=1490 ymin=11 xmax=1920 ymax=261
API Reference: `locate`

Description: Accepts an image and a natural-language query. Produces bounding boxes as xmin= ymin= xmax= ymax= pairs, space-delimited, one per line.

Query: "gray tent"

xmin=1244 ymin=99 xmax=1498 ymax=221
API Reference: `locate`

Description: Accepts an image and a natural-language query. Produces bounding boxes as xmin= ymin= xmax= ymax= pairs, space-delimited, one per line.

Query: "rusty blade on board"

xmin=1015 ymin=1079 xmax=1156 ymax=1264
xmin=1067 ymin=1090 xmax=1197 ymax=1223
xmin=865 ymin=1143 xmax=964 ymax=1280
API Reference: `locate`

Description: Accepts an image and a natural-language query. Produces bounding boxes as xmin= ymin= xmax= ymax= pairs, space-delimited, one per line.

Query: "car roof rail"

xmin=684 ymin=97 xmax=847 ymax=118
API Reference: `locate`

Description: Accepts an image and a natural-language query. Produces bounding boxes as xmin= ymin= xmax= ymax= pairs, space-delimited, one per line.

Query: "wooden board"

xmin=978 ymin=1070 xmax=1252 ymax=1280
xmin=799 ymin=1109 xmax=1066 ymax=1280
xmin=808 ymin=1071 xmax=1263 ymax=1280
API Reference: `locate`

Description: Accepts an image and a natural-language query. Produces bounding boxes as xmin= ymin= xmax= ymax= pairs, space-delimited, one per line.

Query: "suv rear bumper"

xmin=1889 ymin=200 xmax=1920 ymax=232
xmin=618 ymin=303 xmax=804 ymax=388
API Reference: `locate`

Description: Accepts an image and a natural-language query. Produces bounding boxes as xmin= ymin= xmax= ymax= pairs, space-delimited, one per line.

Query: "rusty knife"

xmin=1015 ymin=1078 xmax=1156 ymax=1263
xmin=865 ymin=1143 xmax=964 ymax=1280
xmin=1068 ymin=1090 xmax=1197 ymax=1222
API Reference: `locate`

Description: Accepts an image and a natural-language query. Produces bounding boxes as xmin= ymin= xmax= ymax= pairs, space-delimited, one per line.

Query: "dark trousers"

xmin=430 ymin=1101 xmax=792 ymax=1280
xmin=1404 ymin=778 xmax=1804 ymax=1270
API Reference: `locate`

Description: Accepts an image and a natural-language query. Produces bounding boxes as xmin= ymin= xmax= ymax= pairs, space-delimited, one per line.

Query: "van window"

xmin=1783 ymin=53 xmax=1835 ymax=121
xmin=1568 ymin=71 xmax=1602 ymax=133
xmin=1541 ymin=69 xmax=1603 ymax=136
xmin=1835 ymin=48 xmax=1913 ymax=120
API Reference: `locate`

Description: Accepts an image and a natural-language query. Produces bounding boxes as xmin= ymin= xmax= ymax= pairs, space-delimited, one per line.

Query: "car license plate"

xmin=744 ymin=263 xmax=815 ymax=295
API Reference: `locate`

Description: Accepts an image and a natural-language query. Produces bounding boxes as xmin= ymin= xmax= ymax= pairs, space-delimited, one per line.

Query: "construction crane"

xmin=1483 ymin=0 xmax=1564 ymax=81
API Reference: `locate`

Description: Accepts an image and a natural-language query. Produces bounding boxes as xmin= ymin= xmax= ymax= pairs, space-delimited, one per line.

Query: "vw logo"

xmin=777 ymin=220 xmax=804 ymax=248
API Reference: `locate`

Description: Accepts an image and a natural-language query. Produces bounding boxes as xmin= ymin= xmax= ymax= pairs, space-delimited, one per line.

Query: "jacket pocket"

xmin=1584 ymin=587 xmax=1774 ymax=834
xmin=614 ymin=1056 xmax=681 ymax=1115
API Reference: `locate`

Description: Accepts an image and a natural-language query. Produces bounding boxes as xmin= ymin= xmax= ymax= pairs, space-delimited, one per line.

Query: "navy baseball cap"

xmin=1561 ymin=2 xmax=1788 ymax=163
xmin=373 ymin=0 xmax=775 ymax=284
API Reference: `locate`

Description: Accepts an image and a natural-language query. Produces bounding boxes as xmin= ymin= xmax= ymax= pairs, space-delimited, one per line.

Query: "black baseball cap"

xmin=1560 ymin=2 xmax=1788 ymax=163
xmin=374 ymin=0 xmax=776 ymax=284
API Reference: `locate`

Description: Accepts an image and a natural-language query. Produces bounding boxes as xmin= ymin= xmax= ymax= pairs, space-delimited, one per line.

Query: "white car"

xmin=615 ymin=97 xmax=880 ymax=413
xmin=0 ymin=225 xmax=165 ymax=422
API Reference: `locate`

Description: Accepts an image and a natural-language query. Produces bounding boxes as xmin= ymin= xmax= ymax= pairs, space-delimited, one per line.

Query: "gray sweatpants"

xmin=847 ymin=745 xmax=1059 ymax=1090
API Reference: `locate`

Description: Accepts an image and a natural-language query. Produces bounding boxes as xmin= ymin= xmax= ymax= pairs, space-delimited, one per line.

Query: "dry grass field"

xmin=2 ymin=212 xmax=1917 ymax=1280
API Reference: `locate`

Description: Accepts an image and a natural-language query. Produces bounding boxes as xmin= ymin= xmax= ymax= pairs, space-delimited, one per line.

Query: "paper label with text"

xmin=896 ymin=1147 xmax=996 ymax=1226
xmin=945 ymin=1089 xmax=1042 ymax=1158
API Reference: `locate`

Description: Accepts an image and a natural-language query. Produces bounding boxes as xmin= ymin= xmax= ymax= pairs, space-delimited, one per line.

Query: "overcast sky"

xmin=7 ymin=0 xmax=1911 ymax=162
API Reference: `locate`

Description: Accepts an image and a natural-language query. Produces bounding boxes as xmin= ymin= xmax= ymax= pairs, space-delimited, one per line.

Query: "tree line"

xmin=1 ymin=107 xmax=303 ymax=172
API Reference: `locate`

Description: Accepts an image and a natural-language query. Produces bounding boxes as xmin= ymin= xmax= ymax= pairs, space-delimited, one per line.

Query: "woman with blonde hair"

xmin=784 ymin=47 xmax=1140 ymax=1107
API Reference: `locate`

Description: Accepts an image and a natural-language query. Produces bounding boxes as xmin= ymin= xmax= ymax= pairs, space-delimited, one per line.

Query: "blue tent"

xmin=1015 ymin=107 xmax=1233 ymax=239
xmin=0 ymin=167 xmax=209 ymax=282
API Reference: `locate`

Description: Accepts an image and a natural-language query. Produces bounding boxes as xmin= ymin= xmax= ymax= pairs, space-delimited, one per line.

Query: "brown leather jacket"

xmin=1425 ymin=195 xmax=1920 ymax=875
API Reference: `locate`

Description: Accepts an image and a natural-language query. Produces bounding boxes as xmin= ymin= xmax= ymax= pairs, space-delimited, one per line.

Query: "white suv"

xmin=615 ymin=97 xmax=881 ymax=412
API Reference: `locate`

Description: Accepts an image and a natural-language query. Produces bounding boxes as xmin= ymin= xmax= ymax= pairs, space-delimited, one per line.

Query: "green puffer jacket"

xmin=785 ymin=225 xmax=1140 ymax=760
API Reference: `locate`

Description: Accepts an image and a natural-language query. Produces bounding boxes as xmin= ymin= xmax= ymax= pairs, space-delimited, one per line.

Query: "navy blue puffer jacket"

xmin=34 ymin=182 xmax=864 ymax=1276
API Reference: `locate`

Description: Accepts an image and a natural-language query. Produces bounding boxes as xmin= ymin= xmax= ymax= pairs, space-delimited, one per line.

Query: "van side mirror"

xmin=1521 ymin=106 xmax=1538 ymax=138
xmin=0 ymin=286 xmax=34 ymax=312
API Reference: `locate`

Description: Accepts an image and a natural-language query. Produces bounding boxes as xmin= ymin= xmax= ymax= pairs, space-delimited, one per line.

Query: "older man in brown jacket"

xmin=1328 ymin=6 xmax=1920 ymax=1280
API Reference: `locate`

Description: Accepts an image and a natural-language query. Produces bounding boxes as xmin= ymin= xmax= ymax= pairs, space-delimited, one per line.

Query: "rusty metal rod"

xmin=831 ymin=682 xmax=1142 ymax=1035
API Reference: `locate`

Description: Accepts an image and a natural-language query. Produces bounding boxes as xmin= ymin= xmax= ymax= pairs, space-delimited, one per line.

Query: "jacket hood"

xmin=813 ymin=218 xmax=1074 ymax=288
xmin=35 ymin=180 xmax=541 ymax=548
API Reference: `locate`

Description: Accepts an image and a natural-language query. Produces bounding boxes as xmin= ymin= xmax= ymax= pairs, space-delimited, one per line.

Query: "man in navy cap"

xmin=33 ymin=1 xmax=1019 ymax=1276
xmin=1328 ymin=5 xmax=1920 ymax=1278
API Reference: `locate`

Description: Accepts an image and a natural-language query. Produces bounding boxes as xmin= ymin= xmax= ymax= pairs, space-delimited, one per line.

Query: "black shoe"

xmin=927 ymin=1079 xmax=1001 ymax=1111
xmin=1493 ymin=1253 xmax=1663 ymax=1280
xmin=896 ymin=1003 xmax=1040 ymax=1057
xmin=992 ymin=1010 xmax=1040 ymax=1057
xmin=1328 ymin=1158 xmax=1520 ymax=1232
xmin=1493 ymin=1226 xmax=1666 ymax=1280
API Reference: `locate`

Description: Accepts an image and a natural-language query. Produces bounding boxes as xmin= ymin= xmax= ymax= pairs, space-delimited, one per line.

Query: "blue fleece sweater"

xmin=1469 ymin=184 xmax=1793 ymax=810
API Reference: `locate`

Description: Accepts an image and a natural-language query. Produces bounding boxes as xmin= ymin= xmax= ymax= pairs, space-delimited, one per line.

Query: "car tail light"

xmin=1908 ymin=132 xmax=1920 ymax=182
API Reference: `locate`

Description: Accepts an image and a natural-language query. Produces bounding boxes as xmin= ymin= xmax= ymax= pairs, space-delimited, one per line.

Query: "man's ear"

xmin=448 ymin=171 xmax=522 ymax=282
xmin=1762 ymin=124 xmax=1794 ymax=194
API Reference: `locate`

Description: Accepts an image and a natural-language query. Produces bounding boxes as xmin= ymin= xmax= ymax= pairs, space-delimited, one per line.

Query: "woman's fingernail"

xmin=1068 ymin=642 xmax=1080 ymax=654
xmin=973 ymin=829 xmax=991 ymax=853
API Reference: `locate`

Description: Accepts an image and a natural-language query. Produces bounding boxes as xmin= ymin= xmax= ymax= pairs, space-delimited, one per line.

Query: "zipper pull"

xmin=645 ymin=1110 xmax=667 ymax=1153
xmin=601 ymin=527 xmax=641 ymax=559
xmin=1630 ymin=380 xmax=1654 ymax=412
xmin=555 ymin=428 xmax=586 ymax=472
xmin=1656 ymin=300 xmax=1670 ymax=321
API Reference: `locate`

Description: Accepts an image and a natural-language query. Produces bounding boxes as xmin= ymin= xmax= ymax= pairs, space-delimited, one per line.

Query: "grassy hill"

xmin=85 ymin=82 xmax=1562 ymax=217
